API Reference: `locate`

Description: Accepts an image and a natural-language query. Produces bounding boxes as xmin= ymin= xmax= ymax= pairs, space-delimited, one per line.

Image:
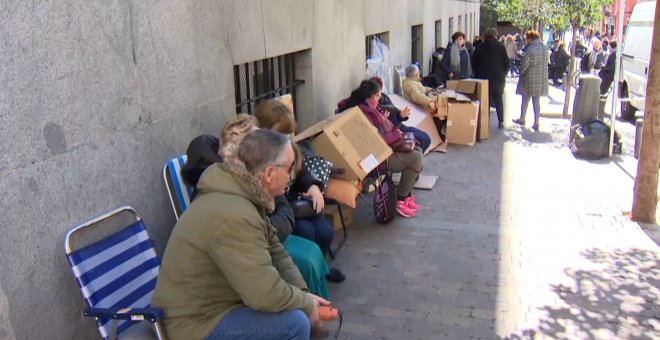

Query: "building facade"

xmin=0 ymin=1 xmax=479 ymax=338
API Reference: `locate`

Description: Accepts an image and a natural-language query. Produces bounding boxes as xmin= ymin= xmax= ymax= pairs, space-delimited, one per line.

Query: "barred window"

xmin=233 ymin=53 xmax=303 ymax=116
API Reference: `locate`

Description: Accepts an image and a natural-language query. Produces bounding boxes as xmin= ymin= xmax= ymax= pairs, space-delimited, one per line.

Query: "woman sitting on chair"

xmin=337 ymin=79 xmax=424 ymax=218
xmin=255 ymin=99 xmax=345 ymax=283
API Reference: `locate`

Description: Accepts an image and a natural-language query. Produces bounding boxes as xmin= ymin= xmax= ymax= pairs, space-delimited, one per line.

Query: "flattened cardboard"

xmin=446 ymin=102 xmax=478 ymax=146
xmin=324 ymin=204 xmax=354 ymax=231
xmin=294 ymin=107 xmax=392 ymax=181
xmin=388 ymin=94 xmax=443 ymax=154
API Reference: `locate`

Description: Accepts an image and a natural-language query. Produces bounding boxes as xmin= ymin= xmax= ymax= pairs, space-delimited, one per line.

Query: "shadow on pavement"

xmin=501 ymin=248 xmax=660 ymax=339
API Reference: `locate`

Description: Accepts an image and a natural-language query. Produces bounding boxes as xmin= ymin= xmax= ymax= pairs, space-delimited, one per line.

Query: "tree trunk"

xmin=562 ymin=24 xmax=578 ymax=118
xmin=631 ymin=4 xmax=660 ymax=223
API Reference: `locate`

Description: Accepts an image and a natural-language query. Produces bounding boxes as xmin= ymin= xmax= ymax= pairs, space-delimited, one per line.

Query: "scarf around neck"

xmin=450 ymin=43 xmax=472 ymax=78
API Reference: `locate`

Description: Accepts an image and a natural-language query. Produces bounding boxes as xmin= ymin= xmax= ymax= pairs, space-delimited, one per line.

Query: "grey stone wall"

xmin=0 ymin=0 xmax=479 ymax=338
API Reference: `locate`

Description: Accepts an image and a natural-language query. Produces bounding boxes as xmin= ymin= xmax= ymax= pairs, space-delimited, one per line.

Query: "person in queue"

xmin=255 ymin=99 xmax=346 ymax=283
xmin=401 ymin=64 xmax=447 ymax=151
xmin=153 ymin=129 xmax=330 ymax=340
xmin=337 ymin=79 xmax=423 ymax=218
xmin=371 ymin=76 xmax=431 ymax=153
xmin=580 ymin=38 xmax=605 ymax=75
xmin=472 ymin=27 xmax=510 ymax=129
xmin=441 ymin=31 xmax=473 ymax=80
xmin=512 ymin=30 xmax=548 ymax=131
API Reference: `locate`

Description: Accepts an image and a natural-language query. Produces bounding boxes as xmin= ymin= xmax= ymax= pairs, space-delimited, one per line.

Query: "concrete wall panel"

xmin=291 ymin=0 xmax=314 ymax=52
xmin=0 ymin=1 xmax=481 ymax=338
xmin=222 ymin=0 xmax=267 ymax=64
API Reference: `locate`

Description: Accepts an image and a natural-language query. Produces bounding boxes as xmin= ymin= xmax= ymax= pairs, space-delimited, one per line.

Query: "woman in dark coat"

xmin=472 ymin=28 xmax=510 ymax=129
xmin=441 ymin=31 xmax=473 ymax=80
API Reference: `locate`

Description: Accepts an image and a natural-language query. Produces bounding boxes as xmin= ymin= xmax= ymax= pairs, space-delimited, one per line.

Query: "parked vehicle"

xmin=620 ymin=0 xmax=656 ymax=120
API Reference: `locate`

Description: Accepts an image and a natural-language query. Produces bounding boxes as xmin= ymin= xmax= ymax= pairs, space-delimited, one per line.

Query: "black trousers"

xmin=490 ymin=89 xmax=505 ymax=123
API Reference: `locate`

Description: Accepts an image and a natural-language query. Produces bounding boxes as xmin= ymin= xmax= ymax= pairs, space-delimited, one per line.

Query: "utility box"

xmin=570 ymin=75 xmax=602 ymax=142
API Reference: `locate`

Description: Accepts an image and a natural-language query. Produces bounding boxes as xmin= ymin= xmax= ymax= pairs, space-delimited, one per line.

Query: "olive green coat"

xmin=152 ymin=162 xmax=314 ymax=340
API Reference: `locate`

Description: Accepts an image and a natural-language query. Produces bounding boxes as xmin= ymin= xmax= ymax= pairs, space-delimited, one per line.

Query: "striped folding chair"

xmin=162 ymin=155 xmax=193 ymax=220
xmin=64 ymin=206 xmax=166 ymax=340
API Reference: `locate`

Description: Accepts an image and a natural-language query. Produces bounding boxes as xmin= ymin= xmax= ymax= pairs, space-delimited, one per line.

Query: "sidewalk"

xmin=327 ymin=80 xmax=659 ymax=339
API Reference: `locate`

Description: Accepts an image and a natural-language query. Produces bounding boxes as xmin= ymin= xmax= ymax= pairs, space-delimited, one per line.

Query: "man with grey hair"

xmin=153 ymin=129 xmax=328 ymax=340
xmin=405 ymin=64 xmax=420 ymax=78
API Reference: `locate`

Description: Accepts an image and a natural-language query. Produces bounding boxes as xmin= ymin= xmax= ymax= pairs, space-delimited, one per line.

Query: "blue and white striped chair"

xmin=64 ymin=206 xmax=166 ymax=340
xmin=162 ymin=155 xmax=193 ymax=220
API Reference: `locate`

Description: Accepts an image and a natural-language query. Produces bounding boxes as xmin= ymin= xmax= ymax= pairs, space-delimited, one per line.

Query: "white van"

xmin=620 ymin=0 xmax=656 ymax=120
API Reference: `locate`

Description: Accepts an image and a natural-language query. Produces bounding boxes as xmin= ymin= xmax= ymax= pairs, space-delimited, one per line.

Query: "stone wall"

xmin=0 ymin=0 xmax=479 ymax=338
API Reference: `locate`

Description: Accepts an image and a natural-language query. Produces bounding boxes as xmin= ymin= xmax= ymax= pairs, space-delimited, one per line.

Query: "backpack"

xmin=372 ymin=165 xmax=396 ymax=224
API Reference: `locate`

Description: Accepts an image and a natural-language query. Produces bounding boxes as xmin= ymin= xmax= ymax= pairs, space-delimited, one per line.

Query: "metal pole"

xmin=610 ymin=0 xmax=626 ymax=157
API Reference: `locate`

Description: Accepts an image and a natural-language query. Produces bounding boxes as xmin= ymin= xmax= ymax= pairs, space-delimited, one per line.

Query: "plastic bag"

xmin=570 ymin=120 xmax=622 ymax=160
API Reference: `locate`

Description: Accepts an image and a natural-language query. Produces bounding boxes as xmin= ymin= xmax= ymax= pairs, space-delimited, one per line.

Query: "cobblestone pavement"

xmin=327 ymin=79 xmax=660 ymax=339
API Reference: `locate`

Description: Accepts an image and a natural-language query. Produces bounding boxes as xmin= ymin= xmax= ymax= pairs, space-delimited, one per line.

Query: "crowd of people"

xmin=152 ymin=77 xmax=436 ymax=338
xmin=147 ymin=26 xmax=620 ymax=340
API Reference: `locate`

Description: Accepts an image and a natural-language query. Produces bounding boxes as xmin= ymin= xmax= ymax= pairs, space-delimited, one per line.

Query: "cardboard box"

xmin=446 ymin=79 xmax=490 ymax=140
xmin=293 ymin=107 xmax=393 ymax=181
xmin=388 ymin=94 xmax=443 ymax=155
xmin=323 ymin=204 xmax=354 ymax=231
xmin=446 ymin=101 xmax=479 ymax=146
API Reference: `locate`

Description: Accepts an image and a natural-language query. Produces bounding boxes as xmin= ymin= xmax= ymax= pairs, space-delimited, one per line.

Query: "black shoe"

xmin=498 ymin=122 xmax=504 ymax=129
xmin=326 ymin=267 xmax=346 ymax=283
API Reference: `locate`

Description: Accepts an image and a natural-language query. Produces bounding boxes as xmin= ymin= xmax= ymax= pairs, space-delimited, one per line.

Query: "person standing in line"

xmin=472 ymin=28 xmax=510 ymax=129
xmin=598 ymin=39 xmax=617 ymax=95
xmin=512 ymin=30 xmax=548 ymax=131
xmin=441 ymin=31 xmax=473 ymax=80
xmin=505 ymin=35 xmax=519 ymax=77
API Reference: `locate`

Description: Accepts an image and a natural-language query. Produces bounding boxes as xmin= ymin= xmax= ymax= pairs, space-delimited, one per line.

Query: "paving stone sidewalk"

xmin=327 ymin=79 xmax=660 ymax=339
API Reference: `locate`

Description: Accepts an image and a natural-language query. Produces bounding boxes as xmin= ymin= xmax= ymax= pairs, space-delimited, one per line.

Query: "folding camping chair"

xmin=162 ymin=155 xmax=193 ymax=220
xmin=64 ymin=206 xmax=166 ymax=340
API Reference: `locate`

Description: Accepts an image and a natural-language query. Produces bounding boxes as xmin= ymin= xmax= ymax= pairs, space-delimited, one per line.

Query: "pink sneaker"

xmin=405 ymin=195 xmax=421 ymax=211
xmin=396 ymin=200 xmax=415 ymax=217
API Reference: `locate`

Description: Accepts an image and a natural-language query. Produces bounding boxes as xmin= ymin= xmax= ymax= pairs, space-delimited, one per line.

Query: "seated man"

xmin=401 ymin=64 xmax=447 ymax=150
xmin=153 ymin=129 xmax=328 ymax=340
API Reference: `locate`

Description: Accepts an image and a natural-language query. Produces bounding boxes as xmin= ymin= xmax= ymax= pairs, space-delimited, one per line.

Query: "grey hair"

xmin=237 ymin=129 xmax=291 ymax=176
xmin=405 ymin=64 xmax=420 ymax=78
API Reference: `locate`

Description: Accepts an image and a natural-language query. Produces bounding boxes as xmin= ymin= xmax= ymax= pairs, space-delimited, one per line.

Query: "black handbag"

xmin=288 ymin=198 xmax=320 ymax=219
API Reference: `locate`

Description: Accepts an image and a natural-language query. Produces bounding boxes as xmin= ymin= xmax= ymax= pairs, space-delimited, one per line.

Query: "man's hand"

xmin=428 ymin=101 xmax=437 ymax=110
xmin=307 ymin=293 xmax=331 ymax=327
xmin=448 ymin=72 xmax=454 ymax=79
xmin=303 ymin=185 xmax=324 ymax=212
xmin=401 ymin=107 xmax=411 ymax=119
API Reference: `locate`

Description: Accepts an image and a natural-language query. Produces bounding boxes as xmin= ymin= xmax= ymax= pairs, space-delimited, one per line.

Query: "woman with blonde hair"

xmin=255 ymin=99 xmax=346 ymax=283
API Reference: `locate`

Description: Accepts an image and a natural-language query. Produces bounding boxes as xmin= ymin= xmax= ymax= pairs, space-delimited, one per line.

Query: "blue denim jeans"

xmin=293 ymin=215 xmax=334 ymax=257
xmin=206 ymin=307 xmax=310 ymax=340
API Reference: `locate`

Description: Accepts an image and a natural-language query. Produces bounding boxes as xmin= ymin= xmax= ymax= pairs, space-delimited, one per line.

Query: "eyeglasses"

xmin=272 ymin=158 xmax=297 ymax=180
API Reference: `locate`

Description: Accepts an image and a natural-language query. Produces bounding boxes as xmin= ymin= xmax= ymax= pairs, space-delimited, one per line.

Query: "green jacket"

xmin=152 ymin=162 xmax=314 ymax=340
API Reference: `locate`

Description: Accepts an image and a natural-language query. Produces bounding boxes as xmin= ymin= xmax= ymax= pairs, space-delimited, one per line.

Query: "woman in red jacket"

xmin=337 ymin=79 xmax=424 ymax=218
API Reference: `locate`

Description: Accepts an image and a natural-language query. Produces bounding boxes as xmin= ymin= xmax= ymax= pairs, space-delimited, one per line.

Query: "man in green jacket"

xmin=153 ymin=129 xmax=328 ymax=340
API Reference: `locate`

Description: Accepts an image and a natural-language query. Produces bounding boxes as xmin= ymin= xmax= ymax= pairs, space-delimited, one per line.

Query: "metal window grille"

xmin=233 ymin=53 xmax=303 ymax=116
xmin=435 ymin=20 xmax=443 ymax=48
xmin=448 ymin=17 xmax=454 ymax=39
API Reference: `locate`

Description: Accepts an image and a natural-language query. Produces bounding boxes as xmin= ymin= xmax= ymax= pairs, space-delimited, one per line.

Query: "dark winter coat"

xmin=598 ymin=50 xmax=617 ymax=82
xmin=472 ymin=36 xmax=510 ymax=94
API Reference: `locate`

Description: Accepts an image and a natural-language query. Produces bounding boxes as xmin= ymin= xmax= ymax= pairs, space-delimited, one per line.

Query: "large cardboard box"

xmin=446 ymin=101 xmax=479 ymax=146
xmin=388 ymin=94 xmax=443 ymax=154
xmin=446 ymin=79 xmax=490 ymax=140
xmin=294 ymin=107 xmax=393 ymax=181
